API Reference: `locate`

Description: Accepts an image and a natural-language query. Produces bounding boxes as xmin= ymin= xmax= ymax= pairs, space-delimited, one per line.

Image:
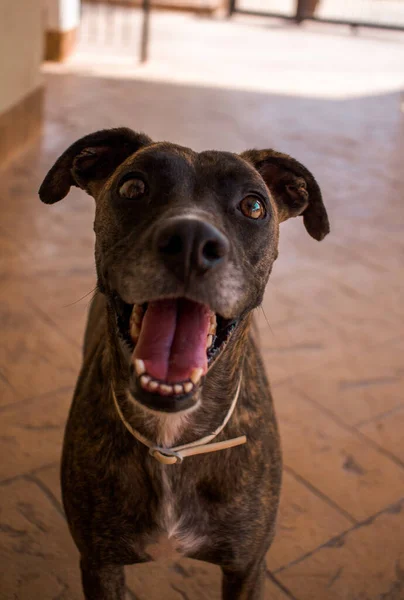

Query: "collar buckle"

xmin=149 ymin=447 xmax=183 ymax=465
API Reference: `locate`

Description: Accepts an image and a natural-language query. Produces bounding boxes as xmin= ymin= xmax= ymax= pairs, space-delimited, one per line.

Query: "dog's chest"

xmin=145 ymin=469 xmax=206 ymax=560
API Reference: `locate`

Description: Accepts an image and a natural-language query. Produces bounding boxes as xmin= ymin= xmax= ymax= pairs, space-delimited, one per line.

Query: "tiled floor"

xmin=1 ymin=9 xmax=404 ymax=600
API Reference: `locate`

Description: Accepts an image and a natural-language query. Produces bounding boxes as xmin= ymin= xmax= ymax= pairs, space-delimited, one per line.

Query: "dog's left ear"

xmin=39 ymin=127 xmax=152 ymax=204
xmin=241 ymin=149 xmax=329 ymax=241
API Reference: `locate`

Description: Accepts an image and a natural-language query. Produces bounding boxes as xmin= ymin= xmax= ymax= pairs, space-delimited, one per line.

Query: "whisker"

xmin=62 ymin=287 xmax=97 ymax=308
xmin=259 ymin=304 xmax=275 ymax=338
xmin=85 ymin=289 xmax=99 ymax=311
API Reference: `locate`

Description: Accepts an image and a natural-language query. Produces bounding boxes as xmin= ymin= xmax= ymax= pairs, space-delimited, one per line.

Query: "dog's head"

xmin=39 ymin=128 xmax=329 ymax=413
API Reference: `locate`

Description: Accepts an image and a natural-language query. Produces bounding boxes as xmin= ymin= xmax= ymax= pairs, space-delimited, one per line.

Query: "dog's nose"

xmin=155 ymin=218 xmax=229 ymax=280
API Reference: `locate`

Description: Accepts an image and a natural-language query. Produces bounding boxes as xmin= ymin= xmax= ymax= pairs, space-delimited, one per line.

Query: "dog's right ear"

xmin=241 ymin=148 xmax=329 ymax=241
xmin=39 ymin=128 xmax=152 ymax=204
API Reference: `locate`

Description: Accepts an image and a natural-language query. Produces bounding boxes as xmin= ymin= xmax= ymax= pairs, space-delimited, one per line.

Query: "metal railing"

xmin=228 ymin=0 xmax=404 ymax=31
xmin=81 ymin=0 xmax=151 ymax=62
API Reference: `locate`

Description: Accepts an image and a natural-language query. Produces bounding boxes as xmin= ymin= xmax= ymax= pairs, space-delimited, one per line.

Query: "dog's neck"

xmin=105 ymin=307 xmax=251 ymax=449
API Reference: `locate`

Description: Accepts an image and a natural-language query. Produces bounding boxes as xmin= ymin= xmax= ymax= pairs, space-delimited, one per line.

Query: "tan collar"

xmin=111 ymin=377 xmax=246 ymax=465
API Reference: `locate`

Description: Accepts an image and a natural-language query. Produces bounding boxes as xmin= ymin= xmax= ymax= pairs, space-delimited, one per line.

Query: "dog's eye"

xmin=239 ymin=196 xmax=266 ymax=220
xmin=119 ymin=178 xmax=146 ymax=199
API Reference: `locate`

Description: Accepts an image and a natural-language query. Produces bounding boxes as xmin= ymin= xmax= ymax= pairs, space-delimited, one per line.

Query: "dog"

xmin=39 ymin=128 xmax=329 ymax=600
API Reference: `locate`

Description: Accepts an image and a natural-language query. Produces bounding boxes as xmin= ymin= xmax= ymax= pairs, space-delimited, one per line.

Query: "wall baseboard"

xmin=0 ymin=86 xmax=44 ymax=169
xmin=44 ymin=28 xmax=77 ymax=62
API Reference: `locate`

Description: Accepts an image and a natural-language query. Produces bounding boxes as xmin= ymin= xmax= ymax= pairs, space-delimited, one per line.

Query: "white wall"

xmin=0 ymin=0 xmax=43 ymax=114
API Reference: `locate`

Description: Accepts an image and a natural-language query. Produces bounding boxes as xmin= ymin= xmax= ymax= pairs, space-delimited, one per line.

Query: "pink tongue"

xmin=133 ymin=299 xmax=211 ymax=383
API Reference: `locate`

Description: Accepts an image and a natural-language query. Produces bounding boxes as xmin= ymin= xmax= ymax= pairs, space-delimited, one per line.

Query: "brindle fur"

xmin=39 ymin=128 xmax=329 ymax=600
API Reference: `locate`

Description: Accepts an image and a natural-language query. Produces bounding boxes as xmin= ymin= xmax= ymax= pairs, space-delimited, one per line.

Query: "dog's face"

xmin=39 ymin=128 xmax=329 ymax=413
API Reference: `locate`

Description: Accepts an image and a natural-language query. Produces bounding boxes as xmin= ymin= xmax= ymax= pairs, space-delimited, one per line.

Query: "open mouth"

xmin=114 ymin=296 xmax=238 ymax=412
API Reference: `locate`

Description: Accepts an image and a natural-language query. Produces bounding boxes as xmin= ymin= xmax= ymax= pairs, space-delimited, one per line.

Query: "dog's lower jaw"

xmin=125 ymin=388 xmax=198 ymax=448
xmin=128 ymin=378 xmax=201 ymax=414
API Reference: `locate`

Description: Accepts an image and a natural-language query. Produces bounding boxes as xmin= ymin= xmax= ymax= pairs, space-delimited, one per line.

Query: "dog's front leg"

xmin=222 ymin=558 xmax=266 ymax=600
xmin=80 ymin=558 xmax=125 ymax=600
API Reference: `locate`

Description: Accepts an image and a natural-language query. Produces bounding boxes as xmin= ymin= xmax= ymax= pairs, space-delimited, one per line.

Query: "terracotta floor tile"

xmin=18 ymin=273 xmax=95 ymax=350
xmin=0 ymin=228 xmax=29 ymax=278
xmin=0 ymin=377 xmax=20 ymax=408
xmin=260 ymin=313 xmax=347 ymax=384
xmin=275 ymin=383 xmax=404 ymax=522
xmin=268 ymin=266 xmax=400 ymax=346
xmin=360 ymin=405 xmax=404 ymax=465
xmin=276 ymin=497 xmax=404 ymax=600
xmin=258 ymin=268 xmax=402 ymax=388
xmin=333 ymin=221 xmax=404 ymax=273
xmin=0 ymin=180 xmax=95 ymax=277
xmin=33 ymin=464 xmax=62 ymax=507
xmin=0 ymin=293 xmax=80 ymax=407
xmin=287 ymin=337 xmax=404 ymax=427
xmin=126 ymin=560 xmax=290 ymax=600
xmin=267 ymin=470 xmax=351 ymax=572
xmin=0 ymin=478 xmax=82 ymax=600
xmin=0 ymin=388 xmax=71 ymax=481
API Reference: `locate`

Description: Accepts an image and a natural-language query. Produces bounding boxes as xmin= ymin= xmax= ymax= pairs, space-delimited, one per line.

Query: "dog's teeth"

xmin=134 ymin=305 xmax=144 ymax=322
xmin=159 ymin=384 xmax=174 ymax=395
xmin=148 ymin=380 xmax=159 ymax=392
xmin=208 ymin=323 xmax=216 ymax=335
xmin=209 ymin=314 xmax=217 ymax=330
xmin=134 ymin=359 xmax=146 ymax=376
xmin=190 ymin=368 xmax=203 ymax=385
xmin=206 ymin=334 xmax=213 ymax=349
xmin=174 ymin=384 xmax=183 ymax=395
xmin=130 ymin=322 xmax=140 ymax=340
xmin=140 ymin=375 xmax=151 ymax=389
xmin=183 ymin=381 xmax=193 ymax=393
xmin=130 ymin=305 xmax=144 ymax=328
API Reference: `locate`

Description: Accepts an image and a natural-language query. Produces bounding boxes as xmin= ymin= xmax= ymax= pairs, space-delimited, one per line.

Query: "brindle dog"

xmin=39 ymin=128 xmax=329 ymax=600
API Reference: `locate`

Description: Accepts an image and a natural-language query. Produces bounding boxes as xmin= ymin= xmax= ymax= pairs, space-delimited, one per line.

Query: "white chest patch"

xmin=146 ymin=470 xmax=206 ymax=561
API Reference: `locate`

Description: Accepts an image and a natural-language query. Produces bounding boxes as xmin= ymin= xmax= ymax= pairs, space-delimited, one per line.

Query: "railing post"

xmin=228 ymin=0 xmax=236 ymax=17
xmin=140 ymin=0 xmax=150 ymax=63
xmin=295 ymin=0 xmax=320 ymax=24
